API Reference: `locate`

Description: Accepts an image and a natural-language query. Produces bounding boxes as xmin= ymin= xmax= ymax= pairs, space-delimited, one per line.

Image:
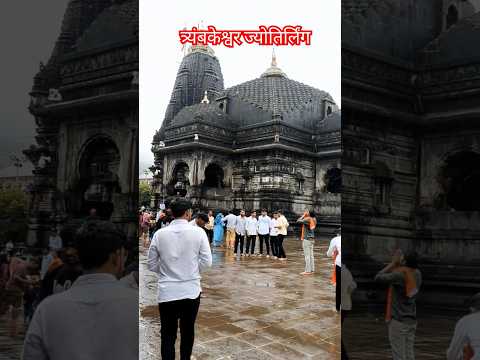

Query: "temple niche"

xmin=167 ymin=162 xmax=190 ymax=197
xmin=436 ymin=151 xmax=480 ymax=211
xmin=203 ymin=163 xmax=224 ymax=189
xmin=152 ymin=45 xmax=341 ymax=232
xmin=343 ymin=0 xmax=480 ymax=306
xmin=77 ymin=137 xmax=121 ymax=218
xmin=24 ymin=0 xmax=138 ymax=247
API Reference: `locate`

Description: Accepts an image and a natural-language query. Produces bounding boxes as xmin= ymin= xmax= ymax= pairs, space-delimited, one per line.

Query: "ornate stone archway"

xmin=74 ymin=136 xmax=121 ymax=218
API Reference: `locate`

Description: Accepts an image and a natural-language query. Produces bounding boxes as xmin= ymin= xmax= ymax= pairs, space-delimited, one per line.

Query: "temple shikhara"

xmin=151 ymin=46 xmax=341 ymax=230
xmin=24 ymin=0 xmax=139 ymax=246
xmin=342 ymin=0 xmax=480 ymax=306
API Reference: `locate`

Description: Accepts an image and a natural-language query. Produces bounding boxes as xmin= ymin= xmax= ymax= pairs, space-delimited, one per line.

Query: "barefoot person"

xmin=297 ymin=210 xmax=317 ymax=275
xmin=147 ymin=199 xmax=212 ymax=360
xmin=375 ymin=250 xmax=422 ymax=360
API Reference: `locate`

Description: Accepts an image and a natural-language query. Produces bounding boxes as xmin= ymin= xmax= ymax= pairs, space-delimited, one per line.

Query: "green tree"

xmin=0 ymin=186 xmax=28 ymax=244
xmin=139 ymin=181 xmax=152 ymax=207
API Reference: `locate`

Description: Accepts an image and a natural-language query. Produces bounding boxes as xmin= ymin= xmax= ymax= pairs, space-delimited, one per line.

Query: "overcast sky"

xmin=0 ymin=1 xmax=68 ymax=170
xmin=140 ymin=0 xmax=341 ymax=172
xmin=0 ymin=1 xmax=340 ymax=173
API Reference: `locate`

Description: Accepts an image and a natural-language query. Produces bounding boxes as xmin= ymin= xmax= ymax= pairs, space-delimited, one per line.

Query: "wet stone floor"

xmin=343 ymin=308 xmax=461 ymax=359
xmin=0 ymin=315 xmax=25 ymax=359
xmin=140 ymin=237 xmax=341 ymax=360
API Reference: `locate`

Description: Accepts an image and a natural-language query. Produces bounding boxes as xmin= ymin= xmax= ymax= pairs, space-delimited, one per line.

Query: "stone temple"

xmin=24 ymin=0 xmax=139 ymax=246
xmin=342 ymin=0 xmax=480 ymax=306
xmin=151 ymin=46 xmax=341 ymax=231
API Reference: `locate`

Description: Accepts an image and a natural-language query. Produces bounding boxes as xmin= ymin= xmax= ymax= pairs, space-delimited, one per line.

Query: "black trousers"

xmin=205 ymin=229 xmax=213 ymax=244
xmin=158 ymin=296 xmax=201 ymax=360
xmin=336 ymin=265 xmax=341 ymax=312
xmin=277 ymin=234 xmax=286 ymax=258
xmin=246 ymin=235 xmax=256 ymax=254
xmin=341 ymin=310 xmax=349 ymax=360
xmin=234 ymin=234 xmax=245 ymax=254
xmin=258 ymin=234 xmax=270 ymax=255
xmin=270 ymin=236 xmax=278 ymax=256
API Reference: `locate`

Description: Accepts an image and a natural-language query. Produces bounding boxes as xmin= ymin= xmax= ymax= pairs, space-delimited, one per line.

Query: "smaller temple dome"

xmin=420 ymin=11 xmax=480 ymax=66
xmin=168 ymin=103 xmax=230 ymax=128
xmin=74 ymin=0 xmax=138 ymax=53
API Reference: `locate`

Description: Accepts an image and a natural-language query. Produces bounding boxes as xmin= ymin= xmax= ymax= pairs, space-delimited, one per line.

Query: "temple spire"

xmin=261 ymin=48 xmax=286 ymax=78
xmin=201 ymin=90 xmax=210 ymax=104
xmin=271 ymin=48 xmax=277 ymax=67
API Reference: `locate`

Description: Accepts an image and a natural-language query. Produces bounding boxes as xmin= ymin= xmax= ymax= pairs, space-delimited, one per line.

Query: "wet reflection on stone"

xmin=140 ymin=237 xmax=340 ymax=359
xmin=0 ymin=315 xmax=24 ymax=359
xmin=343 ymin=309 xmax=459 ymax=359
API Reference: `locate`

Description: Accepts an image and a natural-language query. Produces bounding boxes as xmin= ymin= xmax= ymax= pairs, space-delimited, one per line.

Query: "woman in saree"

xmin=213 ymin=211 xmax=225 ymax=247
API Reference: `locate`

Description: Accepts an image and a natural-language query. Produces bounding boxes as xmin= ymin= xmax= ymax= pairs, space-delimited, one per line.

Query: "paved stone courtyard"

xmin=140 ymin=237 xmax=341 ymax=360
xmin=343 ymin=308 xmax=461 ymax=359
xmin=0 ymin=315 xmax=24 ymax=359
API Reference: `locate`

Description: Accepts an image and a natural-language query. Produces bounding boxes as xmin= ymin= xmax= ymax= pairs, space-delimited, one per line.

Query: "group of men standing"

xmin=221 ymin=209 xmax=289 ymax=260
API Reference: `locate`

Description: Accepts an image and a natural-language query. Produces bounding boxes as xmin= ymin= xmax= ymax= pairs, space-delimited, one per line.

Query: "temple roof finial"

xmin=261 ymin=48 xmax=286 ymax=78
xmin=201 ymin=90 xmax=210 ymax=104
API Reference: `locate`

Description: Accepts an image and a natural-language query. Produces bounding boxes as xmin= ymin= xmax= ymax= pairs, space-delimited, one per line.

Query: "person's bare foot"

xmin=300 ymin=271 xmax=314 ymax=275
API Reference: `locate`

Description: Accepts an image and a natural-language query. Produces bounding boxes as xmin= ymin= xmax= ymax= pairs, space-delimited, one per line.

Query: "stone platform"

xmin=140 ymin=237 xmax=341 ymax=360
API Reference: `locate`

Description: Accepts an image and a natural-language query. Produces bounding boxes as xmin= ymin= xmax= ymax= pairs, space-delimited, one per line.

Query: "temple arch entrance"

xmin=438 ymin=151 xmax=480 ymax=211
xmin=78 ymin=136 xmax=121 ymax=219
xmin=446 ymin=4 xmax=459 ymax=29
xmin=167 ymin=162 xmax=190 ymax=197
xmin=324 ymin=167 xmax=342 ymax=193
xmin=203 ymin=163 xmax=224 ymax=188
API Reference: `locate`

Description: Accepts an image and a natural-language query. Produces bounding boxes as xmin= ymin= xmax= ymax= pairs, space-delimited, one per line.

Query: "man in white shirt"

xmin=257 ymin=209 xmax=271 ymax=257
xmin=327 ymin=228 xmax=342 ymax=311
xmin=23 ymin=220 xmax=138 ymax=360
xmin=245 ymin=211 xmax=258 ymax=256
xmin=147 ymin=199 xmax=212 ymax=360
xmin=189 ymin=212 xmax=209 ymax=230
xmin=234 ymin=210 xmax=247 ymax=256
xmin=447 ymin=292 xmax=480 ymax=360
xmin=269 ymin=212 xmax=280 ymax=259
xmin=222 ymin=210 xmax=237 ymax=250
xmin=276 ymin=210 xmax=289 ymax=260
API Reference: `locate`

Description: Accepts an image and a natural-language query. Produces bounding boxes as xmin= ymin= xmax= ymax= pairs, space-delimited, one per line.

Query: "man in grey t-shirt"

xmin=375 ymin=250 xmax=422 ymax=360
